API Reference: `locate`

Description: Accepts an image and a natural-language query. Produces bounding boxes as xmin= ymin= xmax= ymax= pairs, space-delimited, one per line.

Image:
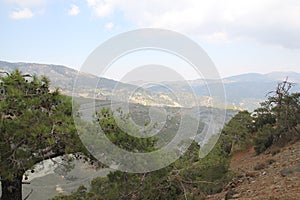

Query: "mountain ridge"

xmin=1 ymin=60 xmax=299 ymax=110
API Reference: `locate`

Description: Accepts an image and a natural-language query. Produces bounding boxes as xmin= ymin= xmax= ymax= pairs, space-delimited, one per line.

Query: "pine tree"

xmin=0 ymin=70 xmax=86 ymax=200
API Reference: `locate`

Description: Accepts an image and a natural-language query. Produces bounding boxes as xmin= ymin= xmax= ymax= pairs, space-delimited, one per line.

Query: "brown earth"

xmin=206 ymin=141 xmax=300 ymax=200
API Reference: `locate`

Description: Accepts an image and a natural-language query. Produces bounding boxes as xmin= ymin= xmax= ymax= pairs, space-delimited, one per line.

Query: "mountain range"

xmin=151 ymin=71 xmax=300 ymax=110
xmin=1 ymin=60 xmax=299 ymax=110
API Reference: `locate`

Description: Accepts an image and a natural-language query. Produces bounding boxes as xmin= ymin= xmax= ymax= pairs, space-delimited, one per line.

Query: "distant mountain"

xmin=224 ymin=73 xmax=267 ymax=83
xmin=222 ymin=72 xmax=300 ymax=109
xmin=0 ymin=60 xmax=133 ymax=96
xmin=224 ymin=72 xmax=300 ymax=83
xmin=265 ymin=71 xmax=300 ymax=83
xmin=0 ymin=61 xmax=211 ymax=107
xmin=1 ymin=60 xmax=299 ymax=110
xmin=136 ymin=72 xmax=300 ymax=110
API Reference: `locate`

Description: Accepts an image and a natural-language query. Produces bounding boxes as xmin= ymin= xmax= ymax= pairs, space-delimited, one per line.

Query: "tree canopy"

xmin=53 ymin=108 xmax=232 ymax=200
xmin=253 ymin=80 xmax=300 ymax=153
xmin=0 ymin=70 xmax=87 ymax=200
xmin=219 ymin=110 xmax=254 ymax=154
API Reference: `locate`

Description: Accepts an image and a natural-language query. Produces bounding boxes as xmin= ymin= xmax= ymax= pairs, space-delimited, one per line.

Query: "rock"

xmin=224 ymin=181 xmax=237 ymax=191
xmin=232 ymin=193 xmax=241 ymax=198
xmin=280 ymin=163 xmax=300 ymax=177
xmin=254 ymin=163 xmax=266 ymax=171
xmin=287 ymin=177 xmax=298 ymax=181
xmin=225 ymin=189 xmax=236 ymax=200
xmin=246 ymin=171 xmax=259 ymax=177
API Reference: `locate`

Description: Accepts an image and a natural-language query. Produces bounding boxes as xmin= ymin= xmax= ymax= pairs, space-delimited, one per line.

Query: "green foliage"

xmin=53 ymin=140 xmax=231 ymax=200
xmin=252 ymin=106 xmax=276 ymax=130
xmin=0 ymin=70 xmax=87 ymax=200
xmin=95 ymin=107 xmax=157 ymax=153
xmin=254 ymin=124 xmax=275 ymax=154
xmin=253 ymin=82 xmax=300 ymax=154
xmin=52 ymin=186 xmax=89 ymax=200
xmin=218 ymin=80 xmax=299 ymax=156
xmin=219 ymin=110 xmax=254 ymax=154
xmin=178 ymin=142 xmax=232 ymax=195
xmin=265 ymin=91 xmax=300 ymax=133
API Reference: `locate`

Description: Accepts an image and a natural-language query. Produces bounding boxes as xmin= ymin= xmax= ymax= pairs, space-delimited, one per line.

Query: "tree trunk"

xmin=1 ymin=175 xmax=23 ymax=200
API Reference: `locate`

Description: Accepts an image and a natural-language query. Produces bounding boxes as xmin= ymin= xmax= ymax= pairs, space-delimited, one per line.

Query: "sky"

xmin=1 ymin=0 xmax=300 ymax=80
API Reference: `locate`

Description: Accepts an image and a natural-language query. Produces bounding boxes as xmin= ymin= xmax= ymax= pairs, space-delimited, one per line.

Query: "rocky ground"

xmin=206 ymin=141 xmax=300 ymax=200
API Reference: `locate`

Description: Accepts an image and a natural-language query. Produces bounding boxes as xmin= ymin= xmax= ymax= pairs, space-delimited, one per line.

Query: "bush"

xmin=254 ymin=124 xmax=275 ymax=154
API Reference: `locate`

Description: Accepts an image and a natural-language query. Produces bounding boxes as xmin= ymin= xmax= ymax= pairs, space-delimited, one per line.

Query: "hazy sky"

xmin=1 ymin=0 xmax=300 ymax=79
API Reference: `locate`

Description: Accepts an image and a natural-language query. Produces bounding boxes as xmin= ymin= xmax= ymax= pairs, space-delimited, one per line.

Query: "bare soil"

xmin=206 ymin=141 xmax=300 ymax=200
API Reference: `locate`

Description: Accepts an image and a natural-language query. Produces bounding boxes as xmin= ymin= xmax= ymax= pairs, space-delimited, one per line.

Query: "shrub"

xmin=254 ymin=124 xmax=275 ymax=154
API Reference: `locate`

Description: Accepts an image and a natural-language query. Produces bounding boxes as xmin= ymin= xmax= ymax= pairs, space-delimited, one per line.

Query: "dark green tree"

xmin=219 ymin=110 xmax=254 ymax=154
xmin=0 ymin=70 xmax=86 ymax=200
xmin=265 ymin=79 xmax=299 ymax=133
xmin=95 ymin=107 xmax=157 ymax=152
xmin=252 ymin=106 xmax=276 ymax=131
xmin=254 ymin=124 xmax=275 ymax=154
xmin=253 ymin=79 xmax=300 ymax=154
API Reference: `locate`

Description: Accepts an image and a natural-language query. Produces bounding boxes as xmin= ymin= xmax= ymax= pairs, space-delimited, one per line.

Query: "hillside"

xmin=144 ymin=72 xmax=300 ymax=110
xmin=2 ymin=60 xmax=299 ymax=110
xmin=0 ymin=60 xmax=133 ymax=96
xmin=0 ymin=60 xmax=211 ymax=108
xmin=207 ymin=141 xmax=300 ymax=200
